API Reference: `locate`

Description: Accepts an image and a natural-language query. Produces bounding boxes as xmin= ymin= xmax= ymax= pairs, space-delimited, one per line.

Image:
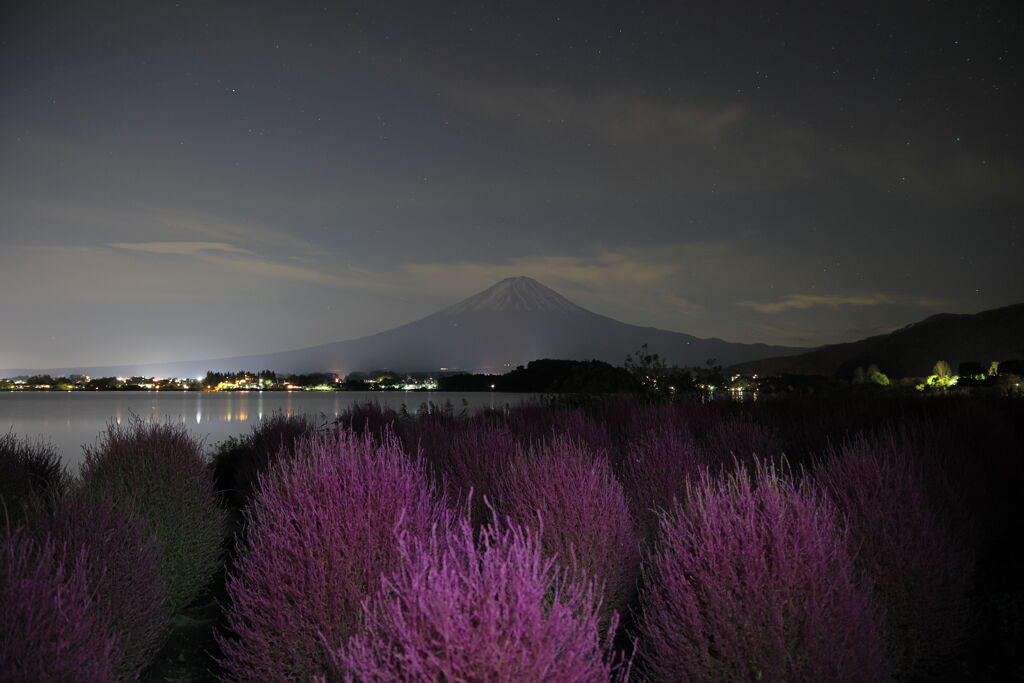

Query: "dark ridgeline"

xmin=729 ymin=303 xmax=1024 ymax=379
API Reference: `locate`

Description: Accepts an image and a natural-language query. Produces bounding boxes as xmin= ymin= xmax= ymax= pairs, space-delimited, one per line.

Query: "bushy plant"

xmin=501 ymin=404 xmax=613 ymax=458
xmin=0 ymin=530 xmax=119 ymax=682
xmin=619 ymin=423 xmax=707 ymax=544
xmin=80 ymin=419 xmax=226 ymax=611
xmin=815 ymin=432 xmax=974 ymax=676
xmin=639 ymin=462 xmax=886 ymax=682
xmin=495 ymin=438 xmax=640 ymax=628
xmin=926 ymin=397 xmax=1023 ymax=545
xmin=216 ymin=428 xmax=451 ymax=681
xmin=702 ymin=410 xmax=783 ymax=469
xmin=433 ymin=424 xmax=521 ymax=528
xmin=209 ymin=413 xmax=318 ymax=508
xmin=26 ymin=486 xmax=170 ymax=680
xmin=326 ymin=518 xmax=629 ymax=682
xmin=336 ymin=401 xmax=400 ymax=439
xmin=0 ymin=432 xmax=69 ymax=525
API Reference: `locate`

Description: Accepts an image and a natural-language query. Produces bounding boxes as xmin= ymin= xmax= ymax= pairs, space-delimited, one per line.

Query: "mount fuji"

xmin=6 ymin=277 xmax=805 ymax=377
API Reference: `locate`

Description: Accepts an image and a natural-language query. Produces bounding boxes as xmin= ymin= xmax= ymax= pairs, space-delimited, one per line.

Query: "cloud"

xmin=108 ymin=241 xmax=254 ymax=256
xmin=106 ymin=240 xmax=354 ymax=287
xmin=446 ymin=82 xmax=816 ymax=198
xmin=736 ymin=293 xmax=948 ymax=314
xmin=453 ymin=84 xmax=747 ymax=145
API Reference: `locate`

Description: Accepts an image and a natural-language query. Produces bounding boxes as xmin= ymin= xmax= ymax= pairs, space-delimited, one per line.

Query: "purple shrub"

xmin=502 ymin=404 xmax=613 ymax=458
xmin=924 ymin=398 xmax=1022 ymax=544
xmin=210 ymin=413 xmax=319 ymax=508
xmin=0 ymin=432 xmax=69 ymax=525
xmin=551 ymin=408 xmax=614 ymax=458
xmin=336 ymin=401 xmax=400 ymax=439
xmin=216 ymin=427 xmax=451 ymax=681
xmin=639 ymin=462 xmax=886 ymax=682
xmin=815 ymin=432 xmax=974 ymax=676
xmin=0 ymin=530 xmax=119 ymax=682
xmin=398 ymin=409 xmax=466 ymax=474
xmin=27 ymin=486 xmax=170 ymax=681
xmin=327 ymin=518 xmax=629 ymax=682
xmin=403 ymin=421 xmax=520 ymax=528
xmin=80 ymin=419 xmax=226 ymax=611
xmin=702 ymin=410 xmax=783 ymax=469
xmin=495 ymin=438 xmax=640 ymax=628
xmin=619 ymin=423 xmax=707 ymax=545
xmin=426 ymin=423 xmax=522 ymax=528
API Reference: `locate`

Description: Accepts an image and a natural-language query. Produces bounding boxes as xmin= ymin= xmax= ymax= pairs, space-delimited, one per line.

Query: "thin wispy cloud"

xmin=736 ymin=293 xmax=949 ymax=314
xmin=108 ymin=241 xmax=349 ymax=287
xmin=108 ymin=241 xmax=254 ymax=256
xmin=453 ymin=84 xmax=747 ymax=145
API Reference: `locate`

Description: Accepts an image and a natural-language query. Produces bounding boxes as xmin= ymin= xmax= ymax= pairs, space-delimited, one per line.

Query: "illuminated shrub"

xmin=619 ymin=423 xmax=707 ymax=544
xmin=327 ymin=518 xmax=628 ymax=682
xmin=495 ymin=438 xmax=640 ymax=627
xmin=216 ymin=428 xmax=451 ymax=681
xmin=80 ymin=419 xmax=226 ymax=611
xmin=503 ymin=404 xmax=613 ymax=458
xmin=639 ymin=463 xmax=886 ymax=682
xmin=0 ymin=432 xmax=69 ymax=525
xmin=703 ymin=411 xmax=783 ymax=469
xmin=397 ymin=409 xmax=465 ymax=477
xmin=336 ymin=401 xmax=400 ymax=439
xmin=0 ymin=531 xmax=118 ymax=682
xmin=815 ymin=432 xmax=974 ymax=676
xmin=436 ymin=424 xmax=521 ymax=527
xmin=210 ymin=413 xmax=319 ymax=508
xmin=28 ymin=487 xmax=170 ymax=681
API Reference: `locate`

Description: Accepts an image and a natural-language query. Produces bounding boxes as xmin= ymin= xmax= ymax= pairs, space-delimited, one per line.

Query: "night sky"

xmin=2 ymin=1 xmax=1021 ymax=369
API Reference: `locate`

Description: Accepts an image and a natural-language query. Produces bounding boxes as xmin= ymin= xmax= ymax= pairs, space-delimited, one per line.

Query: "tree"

xmin=869 ymin=370 xmax=890 ymax=387
xmin=933 ymin=361 xmax=952 ymax=379
xmin=625 ymin=344 xmax=667 ymax=392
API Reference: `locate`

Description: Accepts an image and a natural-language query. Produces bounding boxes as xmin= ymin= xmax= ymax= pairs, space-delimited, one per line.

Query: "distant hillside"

xmin=3 ymin=277 xmax=805 ymax=377
xmin=730 ymin=303 xmax=1024 ymax=379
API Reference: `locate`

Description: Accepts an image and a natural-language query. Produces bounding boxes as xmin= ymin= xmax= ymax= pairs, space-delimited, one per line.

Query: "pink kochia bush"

xmin=0 ymin=432 xmax=69 ymax=525
xmin=433 ymin=424 xmax=521 ymax=528
xmin=639 ymin=463 xmax=887 ymax=682
xmin=217 ymin=428 xmax=451 ymax=681
xmin=815 ymin=431 xmax=974 ymax=676
xmin=209 ymin=413 xmax=319 ymax=509
xmin=0 ymin=531 xmax=118 ymax=682
xmin=29 ymin=487 xmax=170 ymax=681
xmin=327 ymin=518 xmax=629 ymax=682
xmin=80 ymin=419 xmax=226 ymax=611
xmin=702 ymin=410 xmax=783 ymax=469
xmin=495 ymin=438 xmax=640 ymax=628
xmin=619 ymin=423 xmax=707 ymax=544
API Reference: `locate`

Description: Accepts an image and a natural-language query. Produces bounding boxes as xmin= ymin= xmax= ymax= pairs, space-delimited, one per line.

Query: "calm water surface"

xmin=0 ymin=391 xmax=534 ymax=471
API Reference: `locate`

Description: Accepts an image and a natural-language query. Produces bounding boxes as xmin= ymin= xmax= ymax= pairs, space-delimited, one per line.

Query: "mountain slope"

xmin=730 ymin=303 xmax=1024 ymax=378
xmin=3 ymin=277 xmax=804 ymax=377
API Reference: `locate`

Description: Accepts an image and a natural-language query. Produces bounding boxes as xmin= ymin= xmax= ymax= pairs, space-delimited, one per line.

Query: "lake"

xmin=0 ymin=391 xmax=536 ymax=471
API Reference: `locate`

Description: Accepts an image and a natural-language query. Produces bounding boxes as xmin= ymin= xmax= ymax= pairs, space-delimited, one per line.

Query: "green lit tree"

xmin=867 ymin=364 xmax=890 ymax=386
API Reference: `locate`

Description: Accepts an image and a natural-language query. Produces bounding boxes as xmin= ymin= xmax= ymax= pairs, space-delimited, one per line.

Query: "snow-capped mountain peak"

xmin=439 ymin=276 xmax=588 ymax=315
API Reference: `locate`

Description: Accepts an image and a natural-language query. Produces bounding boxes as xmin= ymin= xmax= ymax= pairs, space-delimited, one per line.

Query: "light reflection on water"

xmin=0 ymin=391 xmax=533 ymax=472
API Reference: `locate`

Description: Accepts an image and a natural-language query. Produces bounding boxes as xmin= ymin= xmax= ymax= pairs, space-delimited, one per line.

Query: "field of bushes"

xmin=2 ymin=394 xmax=1022 ymax=681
